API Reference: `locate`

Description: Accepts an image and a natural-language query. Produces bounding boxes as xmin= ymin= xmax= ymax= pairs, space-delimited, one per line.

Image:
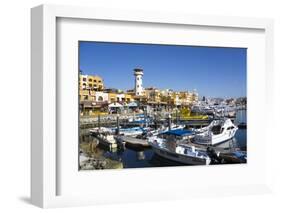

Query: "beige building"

xmin=80 ymin=74 xmax=104 ymax=91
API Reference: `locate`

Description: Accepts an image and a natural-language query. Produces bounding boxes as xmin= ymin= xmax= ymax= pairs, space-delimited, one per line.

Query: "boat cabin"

xmin=210 ymin=119 xmax=236 ymax=135
xmin=158 ymin=129 xmax=194 ymax=141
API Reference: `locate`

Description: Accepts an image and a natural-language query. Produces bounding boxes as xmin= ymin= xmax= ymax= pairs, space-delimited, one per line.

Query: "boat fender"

xmin=216 ymin=151 xmax=220 ymax=157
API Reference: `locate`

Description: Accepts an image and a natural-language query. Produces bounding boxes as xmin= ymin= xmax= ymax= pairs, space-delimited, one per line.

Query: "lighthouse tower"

xmin=134 ymin=68 xmax=144 ymax=96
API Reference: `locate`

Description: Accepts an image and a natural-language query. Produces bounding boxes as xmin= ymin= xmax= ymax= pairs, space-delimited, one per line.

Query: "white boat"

xmin=90 ymin=126 xmax=146 ymax=137
xmin=148 ymin=129 xmax=211 ymax=165
xmin=119 ymin=126 xmax=146 ymax=137
xmin=193 ymin=119 xmax=238 ymax=145
xmin=89 ymin=127 xmax=118 ymax=149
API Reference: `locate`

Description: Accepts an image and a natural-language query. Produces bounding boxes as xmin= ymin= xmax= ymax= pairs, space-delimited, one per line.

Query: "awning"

xmin=108 ymin=102 xmax=123 ymax=108
xmin=127 ymin=102 xmax=138 ymax=107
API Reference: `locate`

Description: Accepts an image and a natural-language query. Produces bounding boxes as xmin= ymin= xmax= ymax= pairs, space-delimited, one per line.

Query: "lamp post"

xmin=154 ymin=112 xmax=157 ymax=130
xmin=98 ymin=114 xmax=101 ymax=130
xmin=168 ymin=114 xmax=172 ymax=131
xmin=175 ymin=108 xmax=179 ymax=125
xmin=116 ymin=114 xmax=120 ymax=135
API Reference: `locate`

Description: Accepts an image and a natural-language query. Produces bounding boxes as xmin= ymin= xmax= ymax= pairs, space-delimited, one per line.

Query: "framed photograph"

xmin=31 ymin=4 xmax=274 ymax=208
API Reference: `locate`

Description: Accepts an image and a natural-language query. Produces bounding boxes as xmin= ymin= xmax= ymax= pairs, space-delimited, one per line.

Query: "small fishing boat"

xmin=119 ymin=126 xmax=147 ymax=137
xmin=148 ymin=129 xmax=211 ymax=165
xmin=193 ymin=118 xmax=238 ymax=145
xmin=89 ymin=127 xmax=118 ymax=150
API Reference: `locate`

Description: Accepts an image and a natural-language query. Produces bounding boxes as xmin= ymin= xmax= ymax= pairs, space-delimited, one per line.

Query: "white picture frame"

xmin=31 ymin=4 xmax=274 ymax=208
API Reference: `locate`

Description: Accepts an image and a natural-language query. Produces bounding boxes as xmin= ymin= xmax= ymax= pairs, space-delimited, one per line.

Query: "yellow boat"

xmin=173 ymin=107 xmax=208 ymax=120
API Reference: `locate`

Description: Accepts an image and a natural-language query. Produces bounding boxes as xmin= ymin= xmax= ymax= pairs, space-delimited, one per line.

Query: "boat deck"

xmin=118 ymin=136 xmax=150 ymax=147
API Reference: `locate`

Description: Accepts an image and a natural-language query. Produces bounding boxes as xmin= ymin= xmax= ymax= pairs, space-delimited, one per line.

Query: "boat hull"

xmin=152 ymin=147 xmax=211 ymax=165
xmin=194 ymin=135 xmax=236 ymax=146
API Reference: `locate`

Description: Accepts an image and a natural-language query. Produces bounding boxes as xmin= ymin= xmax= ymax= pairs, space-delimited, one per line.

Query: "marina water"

xmin=80 ymin=109 xmax=247 ymax=169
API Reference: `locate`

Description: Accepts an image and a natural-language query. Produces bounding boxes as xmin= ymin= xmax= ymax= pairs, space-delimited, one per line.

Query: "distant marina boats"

xmin=148 ymin=129 xmax=211 ymax=165
xmin=193 ymin=118 xmax=238 ymax=145
xmin=192 ymin=103 xmax=237 ymax=118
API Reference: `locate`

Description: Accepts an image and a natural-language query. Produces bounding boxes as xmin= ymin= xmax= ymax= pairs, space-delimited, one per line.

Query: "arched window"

xmin=98 ymin=96 xmax=103 ymax=102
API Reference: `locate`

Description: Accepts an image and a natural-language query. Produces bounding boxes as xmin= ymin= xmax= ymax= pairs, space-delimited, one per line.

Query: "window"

xmin=88 ymin=79 xmax=92 ymax=82
xmin=227 ymin=126 xmax=235 ymax=130
xmin=83 ymin=78 xmax=86 ymax=81
xmin=98 ymin=96 xmax=103 ymax=102
xmin=98 ymin=80 xmax=101 ymax=83
xmin=89 ymin=84 xmax=92 ymax=87
xmin=94 ymin=79 xmax=97 ymax=82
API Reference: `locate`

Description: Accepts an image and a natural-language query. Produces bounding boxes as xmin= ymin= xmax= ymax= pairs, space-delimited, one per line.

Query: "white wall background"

xmin=0 ymin=0 xmax=280 ymax=212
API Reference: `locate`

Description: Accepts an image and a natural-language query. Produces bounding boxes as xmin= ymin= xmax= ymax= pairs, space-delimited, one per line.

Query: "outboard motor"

xmin=206 ymin=146 xmax=221 ymax=164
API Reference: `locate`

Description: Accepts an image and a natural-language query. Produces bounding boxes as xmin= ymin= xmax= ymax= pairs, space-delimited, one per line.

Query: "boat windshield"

xmin=211 ymin=125 xmax=222 ymax=135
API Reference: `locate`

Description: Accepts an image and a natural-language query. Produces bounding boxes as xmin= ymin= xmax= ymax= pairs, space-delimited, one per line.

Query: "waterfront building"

xmin=144 ymin=87 xmax=161 ymax=103
xmin=79 ymin=89 xmax=96 ymax=101
xmin=80 ymin=74 xmax=104 ymax=91
xmin=172 ymin=92 xmax=181 ymax=106
xmin=108 ymin=92 xmax=134 ymax=104
xmin=79 ymin=67 xmax=200 ymax=116
xmin=95 ymin=91 xmax=109 ymax=103
xmin=125 ymin=94 xmax=134 ymax=103
xmin=108 ymin=92 xmax=117 ymax=103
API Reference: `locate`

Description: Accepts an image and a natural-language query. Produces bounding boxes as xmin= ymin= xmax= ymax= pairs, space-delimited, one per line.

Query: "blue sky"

xmin=79 ymin=41 xmax=246 ymax=98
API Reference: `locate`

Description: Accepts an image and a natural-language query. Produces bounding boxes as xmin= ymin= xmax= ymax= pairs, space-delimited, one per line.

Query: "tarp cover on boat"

xmin=163 ymin=129 xmax=194 ymax=136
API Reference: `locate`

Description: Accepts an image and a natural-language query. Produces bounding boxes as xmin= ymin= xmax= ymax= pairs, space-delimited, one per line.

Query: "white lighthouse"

xmin=134 ymin=68 xmax=144 ymax=96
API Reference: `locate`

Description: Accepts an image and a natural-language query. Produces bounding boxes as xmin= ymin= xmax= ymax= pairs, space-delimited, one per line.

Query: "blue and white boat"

xmin=148 ymin=129 xmax=211 ymax=165
xmin=118 ymin=126 xmax=147 ymax=137
xmin=90 ymin=126 xmax=147 ymax=137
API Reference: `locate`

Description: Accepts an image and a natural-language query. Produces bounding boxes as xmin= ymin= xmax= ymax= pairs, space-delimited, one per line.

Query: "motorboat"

xmin=193 ymin=118 xmax=238 ymax=145
xmin=89 ymin=127 xmax=118 ymax=149
xmin=119 ymin=126 xmax=147 ymax=137
xmin=146 ymin=123 xmax=185 ymax=137
xmin=148 ymin=129 xmax=211 ymax=165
